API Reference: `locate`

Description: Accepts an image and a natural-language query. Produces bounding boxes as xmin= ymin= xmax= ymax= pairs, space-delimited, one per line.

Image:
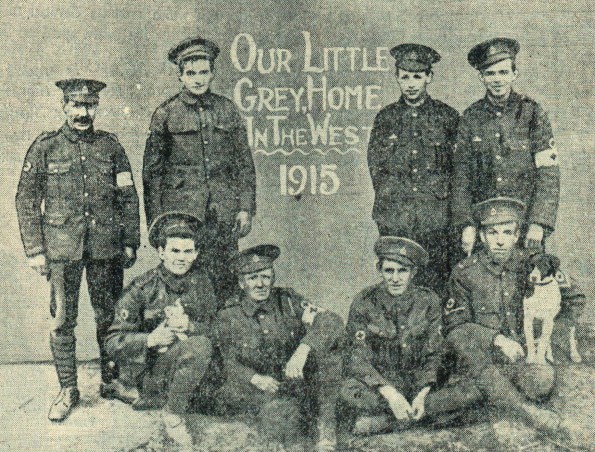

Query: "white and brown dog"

xmin=522 ymin=253 xmax=562 ymax=364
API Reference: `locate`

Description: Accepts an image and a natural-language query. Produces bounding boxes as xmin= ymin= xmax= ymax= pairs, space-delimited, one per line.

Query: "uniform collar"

xmin=241 ymin=289 xmax=277 ymax=317
xmin=398 ymin=93 xmax=433 ymax=110
xmin=481 ymin=90 xmax=521 ymax=113
xmin=375 ymin=282 xmax=415 ymax=315
xmin=478 ymin=247 xmax=525 ymax=274
xmin=60 ymin=122 xmax=96 ymax=143
xmin=157 ymin=264 xmax=195 ymax=294
xmin=179 ymin=88 xmax=214 ymax=107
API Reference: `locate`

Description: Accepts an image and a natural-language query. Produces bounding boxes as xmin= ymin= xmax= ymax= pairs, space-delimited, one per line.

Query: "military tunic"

xmin=15 ymin=122 xmax=140 ymax=387
xmin=367 ymin=96 xmax=459 ymax=294
xmin=16 ymin=123 xmax=140 ymax=260
xmin=452 ymin=92 xmax=560 ymax=231
xmin=106 ymin=264 xmax=216 ymax=413
xmin=143 ymin=88 xmax=257 ymax=304
xmin=213 ymin=287 xmax=344 ymax=429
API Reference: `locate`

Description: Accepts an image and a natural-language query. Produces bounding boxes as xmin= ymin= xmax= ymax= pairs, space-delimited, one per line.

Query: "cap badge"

xmin=355 ymin=330 xmax=366 ymax=341
xmin=23 ymin=161 xmax=32 ymax=172
xmin=81 ymin=85 xmax=89 ymax=94
xmin=399 ymin=246 xmax=407 ymax=256
xmin=490 ymin=208 xmax=497 ymax=216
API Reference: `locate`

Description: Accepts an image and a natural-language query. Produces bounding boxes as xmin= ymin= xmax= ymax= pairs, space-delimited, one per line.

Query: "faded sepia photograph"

xmin=0 ymin=0 xmax=592 ymax=450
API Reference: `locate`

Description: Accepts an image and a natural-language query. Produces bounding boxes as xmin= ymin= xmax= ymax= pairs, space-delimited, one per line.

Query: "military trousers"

xmin=140 ymin=336 xmax=213 ymax=414
xmin=49 ymin=255 xmax=123 ymax=387
xmin=199 ymin=209 xmax=239 ymax=308
xmin=214 ymin=349 xmax=343 ymax=439
xmin=444 ymin=326 xmax=556 ymax=413
xmin=340 ymin=377 xmax=483 ymax=427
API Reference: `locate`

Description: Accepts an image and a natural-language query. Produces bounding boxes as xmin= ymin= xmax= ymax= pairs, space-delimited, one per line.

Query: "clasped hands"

xmin=379 ymin=385 xmax=431 ymax=422
xmin=146 ymin=316 xmax=190 ymax=349
xmin=250 ymin=343 xmax=311 ymax=393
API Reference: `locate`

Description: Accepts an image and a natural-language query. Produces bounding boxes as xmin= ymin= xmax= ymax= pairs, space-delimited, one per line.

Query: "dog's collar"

xmin=532 ymin=279 xmax=556 ymax=286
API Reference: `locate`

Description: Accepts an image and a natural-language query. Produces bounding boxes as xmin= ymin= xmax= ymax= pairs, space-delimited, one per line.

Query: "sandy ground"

xmin=0 ymin=326 xmax=593 ymax=451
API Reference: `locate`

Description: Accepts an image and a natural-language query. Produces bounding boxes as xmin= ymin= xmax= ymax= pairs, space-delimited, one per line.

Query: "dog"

xmin=522 ymin=253 xmax=562 ymax=364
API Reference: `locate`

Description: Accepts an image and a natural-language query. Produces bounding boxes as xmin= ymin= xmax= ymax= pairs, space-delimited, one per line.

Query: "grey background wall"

xmin=0 ymin=0 xmax=592 ymax=362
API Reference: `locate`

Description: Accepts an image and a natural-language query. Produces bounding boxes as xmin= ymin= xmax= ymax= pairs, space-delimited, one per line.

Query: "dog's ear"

xmin=548 ymin=255 xmax=561 ymax=275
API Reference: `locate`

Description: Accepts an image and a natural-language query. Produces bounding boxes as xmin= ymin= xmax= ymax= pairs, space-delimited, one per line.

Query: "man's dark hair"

xmin=178 ymin=55 xmax=214 ymax=74
xmin=395 ymin=67 xmax=432 ymax=77
xmin=156 ymin=231 xmax=198 ymax=250
xmin=480 ymin=60 xmax=517 ymax=74
xmin=375 ymin=257 xmax=414 ymax=272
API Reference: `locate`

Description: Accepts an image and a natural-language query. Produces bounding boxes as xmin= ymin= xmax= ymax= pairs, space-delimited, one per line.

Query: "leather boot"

xmin=48 ymin=387 xmax=80 ymax=422
xmin=100 ymin=379 xmax=139 ymax=404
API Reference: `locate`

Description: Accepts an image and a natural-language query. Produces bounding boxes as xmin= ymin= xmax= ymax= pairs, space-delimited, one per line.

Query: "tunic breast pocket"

xmin=89 ymin=154 xmax=116 ymax=197
xmin=46 ymin=160 xmax=74 ymax=200
xmin=505 ymin=139 xmax=533 ymax=173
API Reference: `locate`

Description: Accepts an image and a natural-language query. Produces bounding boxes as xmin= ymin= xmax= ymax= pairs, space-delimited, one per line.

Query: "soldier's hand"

xmin=250 ymin=374 xmax=280 ymax=393
xmin=461 ymin=226 xmax=477 ymax=256
xmin=147 ymin=322 xmax=177 ymax=348
xmin=284 ymin=343 xmax=311 ymax=379
xmin=525 ymin=223 xmax=544 ymax=250
xmin=28 ymin=254 xmax=48 ymax=276
xmin=379 ymin=385 xmax=412 ymax=421
xmin=301 ymin=303 xmax=325 ymax=325
xmin=494 ymin=334 xmax=525 ymax=362
xmin=410 ymin=386 xmax=431 ymax=420
xmin=233 ymin=211 xmax=252 ymax=238
xmin=122 ymin=247 xmax=137 ymax=269
xmin=168 ymin=313 xmax=191 ymax=333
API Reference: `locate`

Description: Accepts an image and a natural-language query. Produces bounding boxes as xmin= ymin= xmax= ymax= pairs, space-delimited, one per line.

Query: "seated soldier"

xmin=213 ymin=245 xmax=344 ymax=451
xmin=342 ymin=237 xmax=482 ymax=434
xmin=105 ymin=212 xmax=216 ymax=448
xmin=444 ymin=197 xmax=563 ymax=434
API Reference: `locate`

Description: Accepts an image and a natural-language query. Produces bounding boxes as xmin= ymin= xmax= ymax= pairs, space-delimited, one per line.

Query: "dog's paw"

xmin=570 ymin=350 xmax=582 ymax=364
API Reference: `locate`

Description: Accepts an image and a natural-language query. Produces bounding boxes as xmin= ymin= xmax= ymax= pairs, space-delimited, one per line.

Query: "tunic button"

xmin=259 ymin=315 xmax=265 ymax=320
xmin=481 ymin=307 xmax=486 ymax=311
xmin=84 ymin=211 xmax=89 ymax=216
xmin=412 ymin=112 xmax=418 ymax=117
xmin=495 ymin=133 xmax=500 ymax=138
xmin=402 ymin=343 xmax=407 ymax=348
xmin=91 ymin=219 xmax=96 ymax=226
xmin=205 ymin=158 xmax=210 ymax=163
xmin=496 ymin=155 xmax=502 ymax=160
xmin=54 ymin=169 xmax=59 ymax=173
xmin=243 ymin=343 xmax=247 ymax=347
xmin=497 ymin=177 xmax=503 ymax=182
xmin=502 ymin=272 xmax=506 ymax=276
xmin=504 ymin=292 xmax=509 ymax=297
xmin=412 ymin=187 xmax=417 ymax=192
xmin=83 ymin=174 xmax=88 ymax=179
xmin=84 ymin=192 xmax=89 ymax=197
xmin=496 ymin=112 xmax=502 ymax=117
xmin=412 ymin=168 xmax=418 ymax=173
xmin=400 ymin=325 xmax=405 ymax=330
xmin=203 ymin=141 xmax=209 ymax=145
xmin=263 ymin=329 xmax=269 ymax=334
xmin=506 ymin=311 xmax=511 ymax=316
xmin=412 ymin=150 xmax=418 ymax=154
xmin=413 ymin=132 xmax=418 ymax=137
xmin=49 ymin=219 xmax=54 ymax=224
xmin=81 ymin=156 xmax=86 ymax=161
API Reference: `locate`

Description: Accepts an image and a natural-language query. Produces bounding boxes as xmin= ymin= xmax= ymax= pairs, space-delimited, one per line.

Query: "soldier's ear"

xmin=157 ymin=246 xmax=165 ymax=260
xmin=426 ymin=71 xmax=433 ymax=84
xmin=479 ymin=230 xmax=487 ymax=244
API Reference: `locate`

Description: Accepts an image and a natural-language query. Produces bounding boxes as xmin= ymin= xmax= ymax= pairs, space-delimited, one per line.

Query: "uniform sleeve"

xmin=285 ymin=290 xmax=344 ymax=353
xmin=366 ymin=111 xmax=389 ymax=194
xmin=528 ymin=103 xmax=559 ymax=230
xmin=344 ymin=299 xmax=393 ymax=388
xmin=187 ymin=276 xmax=218 ymax=338
xmin=213 ymin=311 xmax=257 ymax=384
xmin=105 ymin=284 xmax=149 ymax=364
xmin=413 ymin=292 xmax=444 ymax=393
xmin=230 ymin=105 xmax=256 ymax=216
xmin=113 ymin=141 xmax=140 ymax=249
xmin=451 ymin=115 xmax=474 ymax=227
xmin=15 ymin=136 xmax=46 ymax=257
xmin=142 ymin=107 xmax=168 ymax=226
xmin=445 ymin=266 xmax=499 ymax=350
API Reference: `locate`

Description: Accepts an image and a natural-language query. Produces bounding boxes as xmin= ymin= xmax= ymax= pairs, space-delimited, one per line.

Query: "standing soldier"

xmin=452 ymin=38 xmax=560 ymax=255
xmin=367 ymin=44 xmax=459 ymax=296
xmin=143 ymin=37 xmax=256 ymax=305
xmin=15 ymin=79 xmax=140 ymax=422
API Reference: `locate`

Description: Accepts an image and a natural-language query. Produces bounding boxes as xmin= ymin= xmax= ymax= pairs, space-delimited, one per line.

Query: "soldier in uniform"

xmin=444 ymin=197 xmax=564 ymax=434
xmin=367 ymin=43 xmax=459 ymax=296
xmin=143 ymin=36 xmax=256 ymax=306
xmin=213 ymin=245 xmax=344 ymax=451
xmin=452 ymin=38 xmax=560 ymax=255
xmin=105 ymin=212 xmax=216 ymax=448
xmin=15 ymin=79 xmax=140 ymax=422
xmin=341 ymin=237 xmax=481 ymax=435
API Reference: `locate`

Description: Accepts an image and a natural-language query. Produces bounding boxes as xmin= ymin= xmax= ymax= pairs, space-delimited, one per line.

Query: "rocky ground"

xmin=0 ymin=325 xmax=592 ymax=451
